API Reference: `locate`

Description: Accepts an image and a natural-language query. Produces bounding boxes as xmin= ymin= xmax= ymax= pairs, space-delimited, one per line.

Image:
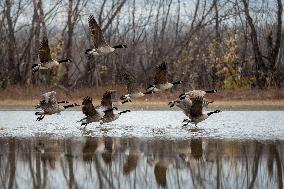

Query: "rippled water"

xmin=0 ymin=111 xmax=283 ymax=188
xmin=0 ymin=111 xmax=284 ymax=139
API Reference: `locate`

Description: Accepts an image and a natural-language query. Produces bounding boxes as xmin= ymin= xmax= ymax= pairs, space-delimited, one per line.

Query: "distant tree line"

xmin=0 ymin=0 xmax=283 ymax=91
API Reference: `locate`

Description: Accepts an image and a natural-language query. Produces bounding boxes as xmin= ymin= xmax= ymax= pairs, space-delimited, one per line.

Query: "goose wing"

xmin=189 ymin=96 xmax=204 ymax=117
xmin=82 ymin=96 xmax=99 ymax=117
xmin=38 ymin=37 xmax=52 ymax=63
xmin=122 ymin=72 xmax=140 ymax=94
xmin=103 ymin=108 xmax=115 ymax=118
xmin=180 ymin=98 xmax=192 ymax=110
xmin=187 ymin=90 xmax=206 ymax=99
xmin=101 ymin=90 xmax=118 ymax=109
xmin=88 ymin=15 xmax=108 ymax=48
xmin=154 ymin=62 xmax=168 ymax=85
xmin=177 ymin=98 xmax=192 ymax=116
xmin=42 ymin=91 xmax=57 ymax=105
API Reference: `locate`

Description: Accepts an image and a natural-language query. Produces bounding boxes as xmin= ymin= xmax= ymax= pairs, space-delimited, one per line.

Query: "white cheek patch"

xmin=91 ymin=49 xmax=99 ymax=55
xmin=32 ymin=64 xmax=41 ymax=71
xmin=147 ymin=86 xmax=156 ymax=91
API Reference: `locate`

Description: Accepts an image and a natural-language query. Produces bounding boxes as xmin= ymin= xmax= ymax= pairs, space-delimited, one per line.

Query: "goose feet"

xmin=36 ymin=115 xmax=45 ymax=121
xmin=182 ymin=119 xmax=191 ymax=127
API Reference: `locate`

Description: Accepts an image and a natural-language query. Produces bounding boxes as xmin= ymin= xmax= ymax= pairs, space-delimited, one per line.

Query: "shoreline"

xmin=1 ymin=100 xmax=284 ymax=110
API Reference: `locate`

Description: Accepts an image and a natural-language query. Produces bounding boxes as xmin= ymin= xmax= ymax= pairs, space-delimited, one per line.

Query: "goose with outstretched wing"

xmin=85 ymin=15 xmax=127 ymax=56
xmin=32 ymin=37 xmax=71 ymax=72
xmin=35 ymin=91 xmax=79 ymax=121
xmin=146 ymin=62 xmax=182 ymax=93
xmin=182 ymin=96 xmax=221 ymax=126
xmin=120 ymin=72 xmax=146 ymax=104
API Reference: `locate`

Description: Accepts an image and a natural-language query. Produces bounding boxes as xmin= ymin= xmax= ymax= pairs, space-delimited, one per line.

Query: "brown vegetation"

xmin=1 ymin=85 xmax=284 ymax=109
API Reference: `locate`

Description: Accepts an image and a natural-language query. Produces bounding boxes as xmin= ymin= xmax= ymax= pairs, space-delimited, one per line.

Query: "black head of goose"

xmin=146 ymin=62 xmax=183 ymax=93
xmin=85 ymin=15 xmax=127 ymax=56
xmin=32 ymin=37 xmax=72 ymax=72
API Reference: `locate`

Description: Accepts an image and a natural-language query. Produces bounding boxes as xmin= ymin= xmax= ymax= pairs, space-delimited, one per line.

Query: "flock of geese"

xmin=33 ymin=15 xmax=221 ymax=128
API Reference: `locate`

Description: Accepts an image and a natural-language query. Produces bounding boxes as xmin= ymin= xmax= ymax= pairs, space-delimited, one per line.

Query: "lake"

xmin=0 ymin=111 xmax=283 ymax=188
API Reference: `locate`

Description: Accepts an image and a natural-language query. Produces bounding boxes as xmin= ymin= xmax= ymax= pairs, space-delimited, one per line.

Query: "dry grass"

xmin=1 ymin=85 xmax=284 ymax=109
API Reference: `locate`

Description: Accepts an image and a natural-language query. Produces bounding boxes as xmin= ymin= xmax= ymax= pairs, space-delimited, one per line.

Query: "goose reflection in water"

xmin=82 ymin=137 xmax=103 ymax=163
xmin=123 ymin=139 xmax=143 ymax=175
xmin=101 ymin=137 xmax=116 ymax=165
xmin=0 ymin=137 xmax=283 ymax=189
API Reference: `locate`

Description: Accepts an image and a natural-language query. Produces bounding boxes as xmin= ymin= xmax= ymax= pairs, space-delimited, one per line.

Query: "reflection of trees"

xmin=66 ymin=139 xmax=78 ymax=189
xmin=8 ymin=138 xmax=16 ymax=189
xmin=83 ymin=138 xmax=100 ymax=163
xmin=101 ymin=137 xmax=115 ymax=166
xmin=190 ymin=138 xmax=203 ymax=161
xmin=0 ymin=137 xmax=283 ymax=188
xmin=123 ymin=138 xmax=143 ymax=176
xmin=248 ymin=142 xmax=262 ymax=189
xmin=123 ymin=149 xmax=141 ymax=175
xmin=267 ymin=143 xmax=283 ymax=189
xmin=154 ymin=160 xmax=170 ymax=188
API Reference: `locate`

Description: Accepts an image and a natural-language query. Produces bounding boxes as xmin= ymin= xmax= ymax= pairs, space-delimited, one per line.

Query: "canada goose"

xmin=85 ymin=15 xmax=127 ymax=56
xmin=79 ymin=90 xmax=119 ymax=127
xmin=32 ymin=37 xmax=72 ymax=72
xmin=35 ymin=91 xmax=79 ymax=121
xmin=146 ymin=62 xmax=182 ymax=93
xmin=168 ymin=96 xmax=213 ymax=111
xmin=79 ymin=96 xmax=104 ymax=128
xmin=120 ymin=72 xmax=146 ymax=104
xmin=182 ymin=96 xmax=221 ymax=126
xmin=98 ymin=90 xmax=130 ymax=124
xmin=179 ymin=89 xmax=217 ymax=99
xmin=100 ymin=108 xmax=130 ymax=124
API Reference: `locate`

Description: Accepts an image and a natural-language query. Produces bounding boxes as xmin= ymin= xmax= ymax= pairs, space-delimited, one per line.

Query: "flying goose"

xmin=85 ymin=15 xmax=127 ymax=56
xmin=179 ymin=89 xmax=217 ymax=99
xmin=120 ymin=72 xmax=146 ymax=104
xmin=35 ymin=91 xmax=79 ymax=121
xmin=79 ymin=90 xmax=119 ymax=127
xmin=100 ymin=106 xmax=130 ymax=124
xmin=79 ymin=96 xmax=104 ymax=128
xmin=32 ymin=37 xmax=72 ymax=72
xmin=100 ymin=90 xmax=130 ymax=124
xmin=182 ymin=96 xmax=221 ymax=126
xmin=146 ymin=62 xmax=182 ymax=93
xmin=168 ymin=97 xmax=213 ymax=120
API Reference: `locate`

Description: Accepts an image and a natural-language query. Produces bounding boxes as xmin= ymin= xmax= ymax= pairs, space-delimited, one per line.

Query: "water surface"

xmin=0 ymin=111 xmax=283 ymax=188
xmin=0 ymin=111 xmax=283 ymax=139
xmin=0 ymin=137 xmax=283 ymax=189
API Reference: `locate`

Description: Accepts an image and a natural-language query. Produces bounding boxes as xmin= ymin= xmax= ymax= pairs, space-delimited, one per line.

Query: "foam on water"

xmin=0 ymin=111 xmax=283 ymax=140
